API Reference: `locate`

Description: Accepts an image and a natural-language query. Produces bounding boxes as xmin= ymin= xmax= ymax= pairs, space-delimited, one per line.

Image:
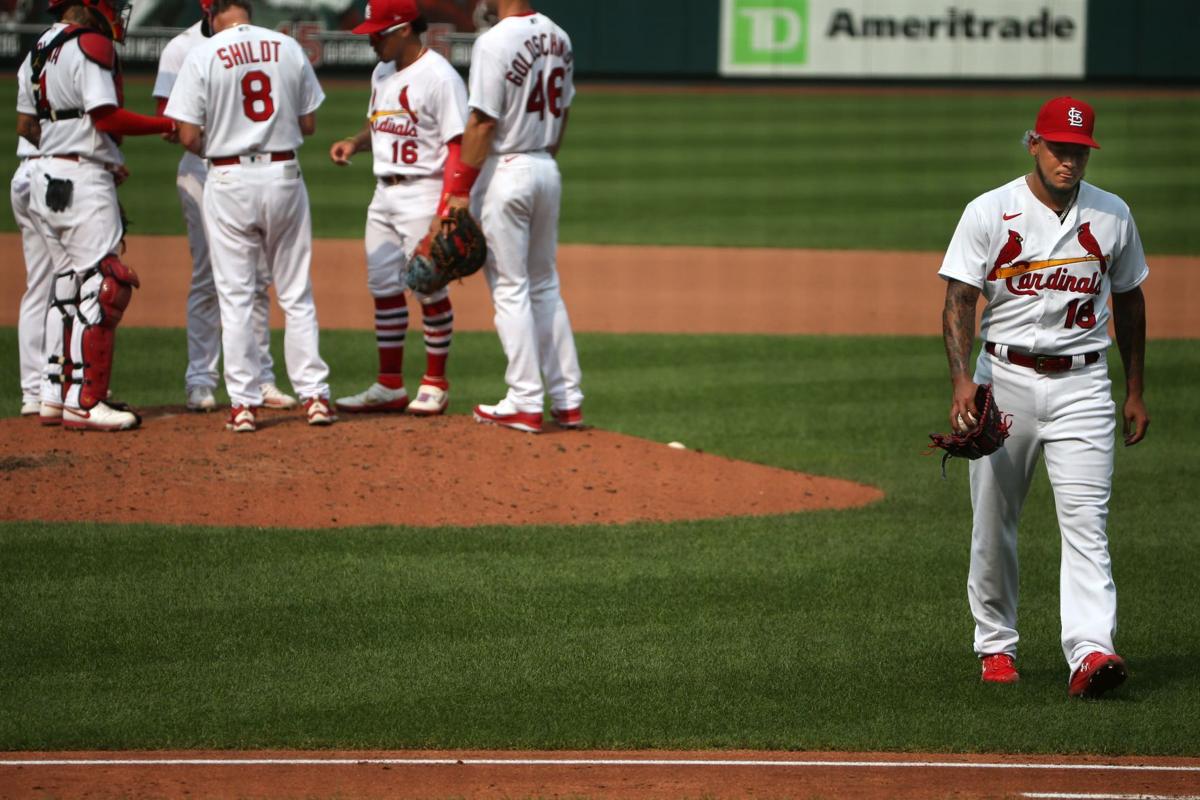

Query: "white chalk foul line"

xmin=1 ymin=757 xmax=1199 ymax=771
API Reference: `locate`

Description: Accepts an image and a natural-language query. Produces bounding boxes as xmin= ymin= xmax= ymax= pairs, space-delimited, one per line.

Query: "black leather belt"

xmin=986 ymin=342 xmax=1102 ymax=374
xmin=39 ymin=108 xmax=83 ymax=121
xmin=209 ymin=150 xmax=295 ymax=166
xmin=378 ymin=174 xmax=413 ymax=186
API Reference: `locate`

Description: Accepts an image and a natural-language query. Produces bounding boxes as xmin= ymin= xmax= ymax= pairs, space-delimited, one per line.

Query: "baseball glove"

xmin=406 ymin=207 xmax=487 ymax=295
xmin=927 ymin=383 xmax=1012 ymax=477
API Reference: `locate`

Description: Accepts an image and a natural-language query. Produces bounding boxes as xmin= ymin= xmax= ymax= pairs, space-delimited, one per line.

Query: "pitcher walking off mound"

xmin=166 ymin=0 xmax=333 ymax=432
xmin=939 ymin=97 xmax=1150 ymax=698
xmin=445 ymin=0 xmax=583 ymax=434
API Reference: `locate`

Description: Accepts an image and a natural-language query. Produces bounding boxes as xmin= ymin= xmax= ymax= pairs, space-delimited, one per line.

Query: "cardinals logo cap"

xmin=352 ymin=0 xmax=419 ymax=34
xmin=1035 ymin=96 xmax=1100 ymax=149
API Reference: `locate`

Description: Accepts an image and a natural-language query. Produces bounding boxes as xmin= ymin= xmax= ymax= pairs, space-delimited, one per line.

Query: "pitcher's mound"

xmin=0 ymin=410 xmax=882 ymax=528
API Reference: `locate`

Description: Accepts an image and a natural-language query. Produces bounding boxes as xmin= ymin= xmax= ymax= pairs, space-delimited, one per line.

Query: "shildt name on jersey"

xmin=217 ymin=39 xmax=282 ymax=70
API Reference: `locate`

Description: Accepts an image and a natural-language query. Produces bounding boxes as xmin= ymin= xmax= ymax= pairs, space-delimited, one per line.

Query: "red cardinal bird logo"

xmin=986 ymin=229 xmax=1024 ymax=281
xmin=1076 ymin=222 xmax=1107 ymax=274
xmin=398 ymin=85 xmax=418 ymax=123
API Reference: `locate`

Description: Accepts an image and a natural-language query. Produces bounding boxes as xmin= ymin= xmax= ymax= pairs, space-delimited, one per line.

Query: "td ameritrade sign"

xmin=719 ymin=0 xmax=1088 ymax=78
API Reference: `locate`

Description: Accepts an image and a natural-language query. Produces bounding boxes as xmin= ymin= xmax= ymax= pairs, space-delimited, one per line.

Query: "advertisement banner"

xmin=720 ymin=0 xmax=1088 ymax=78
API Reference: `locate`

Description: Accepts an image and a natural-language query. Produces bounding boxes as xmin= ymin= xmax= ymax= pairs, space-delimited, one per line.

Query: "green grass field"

xmin=2 ymin=81 xmax=1199 ymax=756
xmin=2 ymin=80 xmax=1199 ymax=251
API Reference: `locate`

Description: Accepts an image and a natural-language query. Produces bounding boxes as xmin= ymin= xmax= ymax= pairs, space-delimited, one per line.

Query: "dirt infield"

xmin=4 ymin=235 xmax=1199 ymax=336
xmin=3 ymin=750 xmax=1200 ymax=800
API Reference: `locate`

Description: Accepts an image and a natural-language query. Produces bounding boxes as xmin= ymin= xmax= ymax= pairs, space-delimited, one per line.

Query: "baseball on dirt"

xmin=667 ymin=441 xmax=687 ymax=450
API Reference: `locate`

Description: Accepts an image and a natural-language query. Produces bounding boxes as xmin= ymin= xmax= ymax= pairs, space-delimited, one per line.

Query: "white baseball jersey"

xmin=165 ymin=23 xmax=324 ymax=158
xmin=17 ymin=24 xmax=123 ymax=164
xmin=939 ymin=176 xmax=1149 ymax=355
xmin=368 ymin=50 xmax=467 ymax=178
xmin=152 ymin=21 xmax=205 ymax=102
xmin=15 ymin=54 xmax=39 ymax=158
xmin=468 ymin=12 xmax=574 ymax=154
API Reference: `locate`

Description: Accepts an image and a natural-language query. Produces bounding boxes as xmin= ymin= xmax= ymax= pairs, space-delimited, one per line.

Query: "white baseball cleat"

xmin=39 ymin=401 xmax=63 ymax=426
xmin=21 ymin=399 xmax=40 ymax=416
xmin=473 ymin=399 xmax=542 ymax=434
xmin=335 ymin=382 xmax=408 ymax=413
xmin=304 ymin=396 xmax=337 ymax=426
xmin=62 ymin=401 xmax=140 ymax=432
xmin=225 ymin=405 xmax=256 ymax=433
xmin=260 ymin=383 xmax=298 ymax=410
xmin=186 ymin=386 xmax=217 ymax=412
xmin=408 ymin=383 xmax=449 ymax=416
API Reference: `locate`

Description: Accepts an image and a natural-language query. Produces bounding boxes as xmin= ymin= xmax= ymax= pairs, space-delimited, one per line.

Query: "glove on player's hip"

xmin=406 ymin=207 xmax=487 ymax=295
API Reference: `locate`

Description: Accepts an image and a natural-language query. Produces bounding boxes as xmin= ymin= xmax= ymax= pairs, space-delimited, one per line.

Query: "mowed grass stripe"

xmin=2 ymin=330 xmax=1198 ymax=754
xmin=1 ymin=83 xmax=1195 ymax=252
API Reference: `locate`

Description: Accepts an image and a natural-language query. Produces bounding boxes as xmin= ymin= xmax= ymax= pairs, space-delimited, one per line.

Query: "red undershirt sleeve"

xmin=91 ymin=105 xmax=175 ymax=136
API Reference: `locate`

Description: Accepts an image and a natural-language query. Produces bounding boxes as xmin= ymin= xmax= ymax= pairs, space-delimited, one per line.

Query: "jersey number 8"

xmin=241 ymin=70 xmax=275 ymax=122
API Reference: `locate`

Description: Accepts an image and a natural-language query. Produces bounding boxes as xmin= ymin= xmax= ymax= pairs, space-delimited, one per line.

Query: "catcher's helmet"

xmin=48 ymin=0 xmax=131 ymax=41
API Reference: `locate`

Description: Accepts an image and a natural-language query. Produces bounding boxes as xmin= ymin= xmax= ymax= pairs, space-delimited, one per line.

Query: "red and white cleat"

xmin=225 ymin=405 xmax=257 ymax=433
xmin=408 ymin=382 xmax=449 ymax=416
xmin=1069 ymin=652 xmax=1127 ymax=699
xmin=304 ymin=396 xmax=337 ymax=426
xmin=980 ymin=653 xmax=1019 ymax=684
xmin=63 ymin=401 xmax=140 ymax=432
xmin=473 ymin=399 xmax=542 ymax=433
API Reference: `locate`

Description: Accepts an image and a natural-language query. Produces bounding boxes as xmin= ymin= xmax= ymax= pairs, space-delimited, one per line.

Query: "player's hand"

xmin=444 ymin=193 xmax=470 ymax=212
xmin=949 ymin=376 xmax=980 ymax=433
xmin=330 ymin=139 xmax=356 ymax=165
xmin=1122 ymin=394 xmax=1150 ymax=446
xmin=109 ymin=164 xmax=130 ymax=186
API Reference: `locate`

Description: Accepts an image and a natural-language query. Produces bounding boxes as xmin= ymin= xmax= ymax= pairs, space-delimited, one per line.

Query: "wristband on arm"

xmin=438 ymin=139 xmax=479 ymax=216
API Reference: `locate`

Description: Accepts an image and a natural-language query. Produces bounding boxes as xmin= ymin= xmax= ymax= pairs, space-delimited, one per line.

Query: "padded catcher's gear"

xmin=406 ymin=207 xmax=487 ymax=295
xmin=928 ymin=383 xmax=1013 ymax=476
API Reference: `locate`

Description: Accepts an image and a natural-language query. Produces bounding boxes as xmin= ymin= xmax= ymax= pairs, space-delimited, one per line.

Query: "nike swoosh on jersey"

xmin=1002 ymin=212 xmax=1022 ymax=220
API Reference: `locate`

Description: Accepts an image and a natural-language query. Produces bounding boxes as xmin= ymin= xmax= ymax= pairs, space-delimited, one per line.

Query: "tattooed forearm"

xmin=1112 ymin=287 xmax=1146 ymax=395
xmin=943 ymin=279 xmax=981 ymax=380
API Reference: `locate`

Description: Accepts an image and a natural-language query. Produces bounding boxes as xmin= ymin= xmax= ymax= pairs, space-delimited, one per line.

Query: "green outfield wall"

xmin=1 ymin=0 xmax=1197 ymax=80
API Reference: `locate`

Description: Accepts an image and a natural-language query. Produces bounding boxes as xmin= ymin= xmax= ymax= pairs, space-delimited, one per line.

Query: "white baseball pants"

xmin=968 ymin=352 xmax=1118 ymax=672
xmin=11 ymin=159 xmax=55 ymax=407
xmin=363 ymin=175 xmax=448 ymax=305
xmin=202 ymin=160 xmax=329 ymax=406
xmin=474 ymin=151 xmax=582 ymax=414
xmin=176 ymin=152 xmax=276 ymax=393
xmin=26 ymin=157 xmax=124 ymax=407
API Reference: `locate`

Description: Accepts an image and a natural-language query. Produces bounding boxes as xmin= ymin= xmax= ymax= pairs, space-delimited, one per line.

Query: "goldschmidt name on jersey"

xmin=505 ymin=31 xmax=572 ymax=86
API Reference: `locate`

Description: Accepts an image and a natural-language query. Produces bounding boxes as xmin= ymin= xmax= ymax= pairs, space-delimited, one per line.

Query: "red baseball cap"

xmin=1035 ymin=96 xmax=1100 ymax=149
xmin=351 ymin=0 xmax=419 ymax=34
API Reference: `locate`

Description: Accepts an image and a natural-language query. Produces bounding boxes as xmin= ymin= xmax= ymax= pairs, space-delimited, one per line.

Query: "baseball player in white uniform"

xmin=166 ymin=0 xmax=334 ymax=432
xmin=328 ymin=0 xmax=467 ymax=417
xmin=152 ymin=0 xmax=295 ymax=414
xmin=17 ymin=0 xmax=176 ymax=431
xmin=12 ymin=53 xmax=53 ymax=417
xmin=940 ymin=97 xmax=1150 ymax=698
xmin=445 ymin=0 xmax=583 ymax=434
